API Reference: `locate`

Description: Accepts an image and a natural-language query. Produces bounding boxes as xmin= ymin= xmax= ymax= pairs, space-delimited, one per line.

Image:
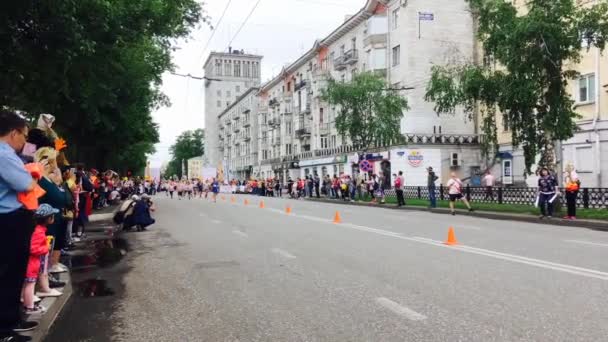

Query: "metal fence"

xmin=381 ymin=186 xmax=608 ymax=209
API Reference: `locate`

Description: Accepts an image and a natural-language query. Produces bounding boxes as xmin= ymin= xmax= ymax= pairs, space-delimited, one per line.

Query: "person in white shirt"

xmin=482 ymin=171 xmax=496 ymax=200
xmin=446 ymin=172 xmax=473 ymax=215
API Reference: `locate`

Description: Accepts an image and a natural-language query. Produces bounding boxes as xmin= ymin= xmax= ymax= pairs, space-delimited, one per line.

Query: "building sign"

xmin=407 ymin=150 xmax=424 ymax=167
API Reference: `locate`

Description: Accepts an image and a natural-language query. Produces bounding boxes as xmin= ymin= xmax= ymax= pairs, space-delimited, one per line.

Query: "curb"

xmin=23 ymin=271 xmax=73 ymax=342
xmin=305 ymin=198 xmax=608 ymax=232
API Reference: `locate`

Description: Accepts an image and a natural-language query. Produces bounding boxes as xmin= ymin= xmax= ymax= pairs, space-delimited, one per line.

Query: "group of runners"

xmin=160 ymin=178 xmax=220 ymax=202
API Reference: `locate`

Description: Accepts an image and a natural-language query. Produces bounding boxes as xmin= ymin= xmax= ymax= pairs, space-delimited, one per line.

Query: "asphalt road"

xmin=107 ymin=193 xmax=608 ymax=342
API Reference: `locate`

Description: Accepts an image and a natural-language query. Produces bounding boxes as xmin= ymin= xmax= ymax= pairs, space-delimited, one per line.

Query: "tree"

xmin=0 ymin=0 xmax=208 ymax=173
xmin=322 ymin=72 xmax=409 ymax=151
xmin=165 ymin=129 xmax=205 ymax=178
xmin=425 ymin=0 xmax=608 ymax=173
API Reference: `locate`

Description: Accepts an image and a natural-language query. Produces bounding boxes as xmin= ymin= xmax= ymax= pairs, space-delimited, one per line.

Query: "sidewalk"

xmin=305 ymin=197 xmax=608 ymax=232
xmin=26 ymin=206 xmax=122 ymax=342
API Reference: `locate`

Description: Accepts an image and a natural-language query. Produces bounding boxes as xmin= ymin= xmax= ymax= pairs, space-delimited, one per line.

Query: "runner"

xmin=211 ymin=178 xmax=220 ymax=203
xmin=446 ymin=172 xmax=473 ymax=215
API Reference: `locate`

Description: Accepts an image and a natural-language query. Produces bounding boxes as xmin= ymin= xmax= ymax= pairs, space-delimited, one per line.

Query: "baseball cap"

xmin=35 ymin=203 xmax=59 ymax=218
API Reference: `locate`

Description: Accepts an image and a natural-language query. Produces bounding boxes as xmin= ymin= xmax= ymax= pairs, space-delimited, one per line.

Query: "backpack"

xmin=395 ymin=177 xmax=402 ymax=188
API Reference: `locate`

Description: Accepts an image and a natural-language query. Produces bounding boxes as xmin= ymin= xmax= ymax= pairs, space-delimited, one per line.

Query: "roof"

xmin=218 ymin=87 xmax=260 ymax=119
xmin=203 ymin=51 xmax=264 ymax=70
xmin=260 ymin=0 xmax=386 ymax=92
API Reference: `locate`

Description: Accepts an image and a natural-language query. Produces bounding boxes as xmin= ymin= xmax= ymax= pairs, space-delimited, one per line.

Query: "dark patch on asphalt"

xmin=68 ymin=238 xmax=128 ymax=273
xmin=77 ymin=278 xmax=115 ymax=297
xmin=194 ymin=260 xmax=240 ymax=269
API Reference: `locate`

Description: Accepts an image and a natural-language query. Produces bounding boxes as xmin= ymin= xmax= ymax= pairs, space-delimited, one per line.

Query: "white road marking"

xmin=238 ymin=197 xmax=608 ymax=280
xmin=564 ymin=240 xmax=608 ymax=248
xmin=375 ymin=297 xmax=427 ymax=321
xmin=232 ymin=230 xmax=248 ymax=238
xmin=271 ymin=248 xmax=296 ymax=259
xmin=211 ymin=219 xmax=222 ymax=224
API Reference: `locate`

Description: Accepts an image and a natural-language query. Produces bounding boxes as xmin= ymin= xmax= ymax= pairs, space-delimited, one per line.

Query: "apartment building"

xmin=488 ymin=0 xmax=608 ymax=187
xmin=252 ymin=0 xmax=482 ymax=185
xmin=218 ymin=87 xmax=260 ymax=180
xmin=204 ymin=49 xmax=262 ymax=168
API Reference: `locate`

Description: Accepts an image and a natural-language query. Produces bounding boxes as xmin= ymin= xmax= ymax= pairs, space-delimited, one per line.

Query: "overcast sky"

xmin=149 ymin=0 xmax=364 ymax=168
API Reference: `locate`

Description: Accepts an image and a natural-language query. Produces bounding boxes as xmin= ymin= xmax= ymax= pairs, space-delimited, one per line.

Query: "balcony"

xmin=268 ymin=118 xmax=280 ymax=128
xmin=242 ymin=117 xmax=251 ymax=127
xmin=258 ymin=105 xmax=269 ymax=113
xmin=294 ymin=80 xmax=308 ymax=91
xmin=343 ymin=49 xmax=359 ymax=65
xmin=295 ymin=119 xmax=312 ymax=138
xmin=364 ymin=16 xmax=388 ymax=48
xmin=334 ymin=55 xmax=347 ymax=71
xmin=283 ymin=103 xmax=293 ymax=114
xmin=272 ymin=137 xmax=281 ymax=146
xmin=269 ymin=98 xmax=279 ymax=108
xmin=243 ymin=135 xmax=251 ymax=142
xmin=233 ymin=126 xmax=240 ymax=133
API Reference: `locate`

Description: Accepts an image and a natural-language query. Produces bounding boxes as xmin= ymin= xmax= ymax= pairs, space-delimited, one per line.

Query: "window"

xmin=351 ymin=68 xmax=358 ymax=80
xmin=502 ymin=115 xmax=510 ymax=132
xmin=252 ymin=62 xmax=259 ymax=78
xmin=236 ymin=85 xmax=241 ymax=93
xmin=392 ymin=9 xmax=399 ymax=29
xmin=340 ymin=45 xmax=345 ymax=56
xmin=576 ymin=146 xmax=593 ymax=172
xmin=330 ymin=135 xmax=337 ymax=148
xmin=351 ymin=37 xmax=356 ymax=50
xmin=217 ymin=90 xmax=222 ymax=97
xmin=224 ymin=60 xmax=232 ymax=76
xmin=227 ymin=90 xmax=231 ymax=98
xmin=286 ymin=121 xmax=292 ymax=134
xmin=319 ymin=108 xmax=324 ymax=123
xmin=392 ymin=45 xmax=401 ymax=67
xmin=330 ymin=52 xmax=335 ymax=66
xmin=287 ymin=82 xmax=291 ymax=92
xmin=320 ymin=137 xmax=328 ymax=149
xmin=226 ymin=101 xmax=230 ymax=107
xmin=217 ymin=100 xmax=221 ymax=108
xmin=215 ymin=59 xmax=222 ymax=76
xmin=243 ymin=62 xmax=250 ymax=78
xmin=578 ymin=73 xmax=595 ymax=103
xmin=286 ymin=144 xmax=292 ymax=155
xmin=234 ymin=61 xmax=241 ymax=77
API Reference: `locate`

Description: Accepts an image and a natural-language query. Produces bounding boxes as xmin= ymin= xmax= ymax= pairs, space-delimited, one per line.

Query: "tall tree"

xmin=165 ymin=129 xmax=205 ymax=178
xmin=0 ymin=0 xmax=208 ymax=172
xmin=425 ymin=0 xmax=608 ymax=173
xmin=322 ymin=72 xmax=409 ymax=151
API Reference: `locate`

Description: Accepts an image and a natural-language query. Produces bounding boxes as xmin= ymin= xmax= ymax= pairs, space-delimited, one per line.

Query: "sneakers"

xmin=1 ymin=334 xmax=33 ymax=342
xmin=451 ymin=211 xmax=456 ymax=216
xmin=23 ymin=304 xmax=46 ymax=315
xmin=49 ymin=264 xmax=68 ymax=274
xmin=36 ymin=289 xmax=62 ymax=298
xmin=11 ymin=321 xmax=39 ymax=332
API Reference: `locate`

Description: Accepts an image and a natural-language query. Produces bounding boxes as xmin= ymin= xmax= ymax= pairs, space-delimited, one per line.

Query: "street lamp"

xmin=170 ymin=72 xmax=222 ymax=82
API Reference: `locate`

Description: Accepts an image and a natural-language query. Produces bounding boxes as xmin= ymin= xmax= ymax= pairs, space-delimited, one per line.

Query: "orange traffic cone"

xmin=443 ymin=227 xmax=458 ymax=246
xmin=231 ymin=196 xmax=236 ymax=203
xmin=244 ymin=199 xmax=249 ymax=205
xmin=333 ymin=211 xmax=342 ymax=224
xmin=221 ymin=195 xmax=226 ymax=201
xmin=285 ymin=205 xmax=292 ymax=214
xmin=259 ymin=200 xmax=265 ymax=209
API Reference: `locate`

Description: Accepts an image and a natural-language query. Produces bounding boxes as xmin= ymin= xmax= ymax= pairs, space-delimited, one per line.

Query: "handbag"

xmin=62 ymin=208 xmax=74 ymax=220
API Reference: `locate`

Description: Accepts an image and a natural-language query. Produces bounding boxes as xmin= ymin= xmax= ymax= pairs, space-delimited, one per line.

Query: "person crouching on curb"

xmin=23 ymin=204 xmax=59 ymax=315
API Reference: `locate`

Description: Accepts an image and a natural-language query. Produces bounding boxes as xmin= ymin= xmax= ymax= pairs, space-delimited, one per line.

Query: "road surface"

xmin=84 ymin=194 xmax=608 ymax=341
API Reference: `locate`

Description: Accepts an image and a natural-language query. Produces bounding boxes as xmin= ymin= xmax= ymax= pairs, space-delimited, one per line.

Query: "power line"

xmin=225 ymin=0 xmax=263 ymax=51
xmin=197 ymin=0 xmax=234 ymax=68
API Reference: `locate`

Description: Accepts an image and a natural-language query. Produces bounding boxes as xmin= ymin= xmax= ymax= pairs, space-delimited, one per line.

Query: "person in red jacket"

xmin=22 ymin=204 xmax=58 ymax=314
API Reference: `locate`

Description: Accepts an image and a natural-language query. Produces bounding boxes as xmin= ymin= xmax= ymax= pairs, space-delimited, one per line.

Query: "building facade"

xmin=249 ymin=0 xmax=482 ymax=186
xmin=487 ymin=0 xmax=608 ymax=187
xmin=218 ymin=88 xmax=260 ymax=180
xmin=204 ymin=49 xmax=263 ymax=168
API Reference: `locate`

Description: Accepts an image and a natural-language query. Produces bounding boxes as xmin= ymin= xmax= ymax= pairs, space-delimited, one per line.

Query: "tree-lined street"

xmin=51 ymin=194 xmax=608 ymax=341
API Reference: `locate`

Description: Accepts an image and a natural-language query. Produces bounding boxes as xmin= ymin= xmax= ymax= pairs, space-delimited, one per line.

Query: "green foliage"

xmin=425 ymin=0 xmax=608 ymax=173
xmin=164 ymin=129 xmax=205 ymax=178
xmin=0 ymin=0 xmax=206 ymax=173
xmin=322 ymin=72 xmax=409 ymax=151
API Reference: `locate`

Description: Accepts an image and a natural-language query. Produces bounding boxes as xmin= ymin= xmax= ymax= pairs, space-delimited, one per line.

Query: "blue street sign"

xmin=419 ymin=12 xmax=434 ymax=21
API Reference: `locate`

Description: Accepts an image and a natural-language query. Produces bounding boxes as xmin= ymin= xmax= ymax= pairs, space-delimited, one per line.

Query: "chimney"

xmin=228 ymin=46 xmax=232 ymax=53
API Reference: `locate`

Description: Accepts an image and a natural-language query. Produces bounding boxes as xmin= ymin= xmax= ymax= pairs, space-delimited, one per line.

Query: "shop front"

xmin=390 ymin=148 xmax=442 ymax=186
xmin=299 ymin=155 xmax=348 ymax=179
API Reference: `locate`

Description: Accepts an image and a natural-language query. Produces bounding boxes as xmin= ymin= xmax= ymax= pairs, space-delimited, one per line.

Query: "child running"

xmin=211 ymin=178 xmax=220 ymax=203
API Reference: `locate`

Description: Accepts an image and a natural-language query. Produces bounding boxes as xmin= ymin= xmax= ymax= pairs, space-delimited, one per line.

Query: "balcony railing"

xmin=334 ymin=55 xmax=347 ymax=71
xmin=343 ymin=49 xmax=359 ymax=65
xmin=269 ymin=98 xmax=279 ymax=107
xmin=294 ymin=80 xmax=308 ymax=91
xmin=295 ymin=119 xmax=311 ymax=137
